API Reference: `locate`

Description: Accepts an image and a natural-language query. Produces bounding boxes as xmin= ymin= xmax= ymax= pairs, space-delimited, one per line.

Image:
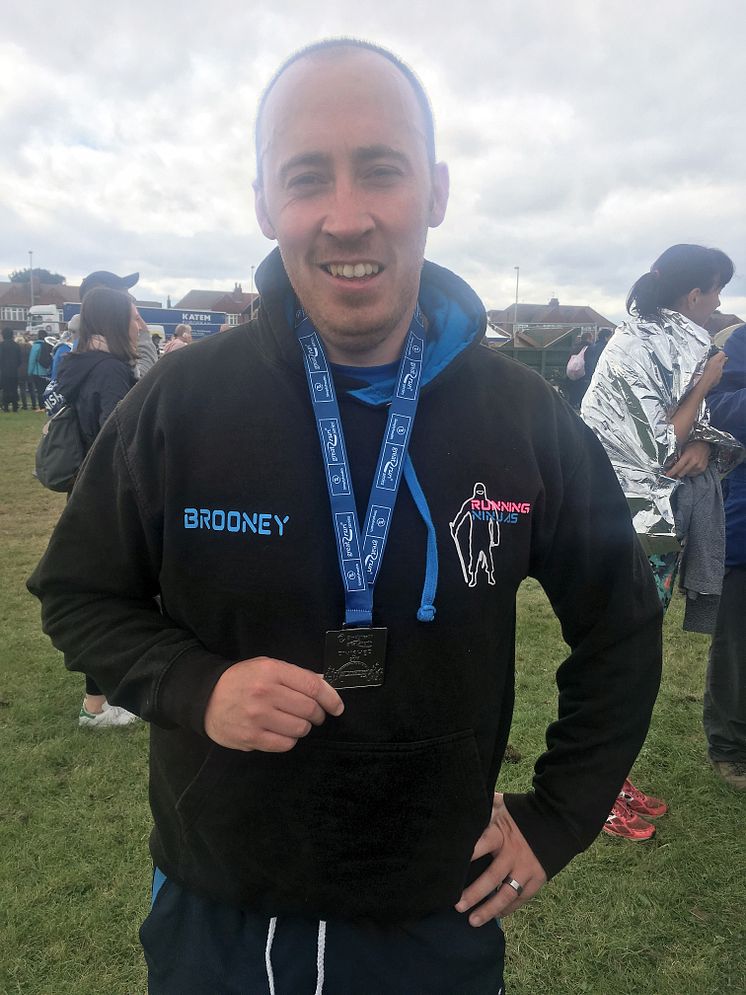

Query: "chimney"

xmin=166 ymin=295 xmax=172 ymax=308
xmin=548 ymin=297 xmax=559 ymax=307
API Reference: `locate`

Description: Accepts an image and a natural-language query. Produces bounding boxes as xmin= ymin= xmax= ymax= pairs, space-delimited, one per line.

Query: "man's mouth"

xmin=323 ymin=262 xmax=382 ymax=279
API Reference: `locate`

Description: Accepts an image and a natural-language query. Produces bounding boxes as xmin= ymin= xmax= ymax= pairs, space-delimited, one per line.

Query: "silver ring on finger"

xmin=501 ymin=875 xmax=524 ymax=897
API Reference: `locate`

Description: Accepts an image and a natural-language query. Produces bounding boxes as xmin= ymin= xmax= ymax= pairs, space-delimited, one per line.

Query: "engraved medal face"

xmin=323 ymin=627 xmax=387 ymax=689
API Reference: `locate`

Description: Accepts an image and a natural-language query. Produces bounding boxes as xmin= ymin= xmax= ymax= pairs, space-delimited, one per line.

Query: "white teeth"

xmin=326 ymin=263 xmax=380 ymax=278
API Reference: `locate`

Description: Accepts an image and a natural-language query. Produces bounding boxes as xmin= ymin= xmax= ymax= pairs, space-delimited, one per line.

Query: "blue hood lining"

xmin=350 ymin=277 xmax=482 ymax=406
xmin=282 ymin=263 xmax=484 ymax=407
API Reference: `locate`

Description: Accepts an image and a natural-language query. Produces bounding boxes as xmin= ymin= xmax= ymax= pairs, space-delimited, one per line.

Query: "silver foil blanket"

xmin=581 ymin=309 xmax=743 ymax=555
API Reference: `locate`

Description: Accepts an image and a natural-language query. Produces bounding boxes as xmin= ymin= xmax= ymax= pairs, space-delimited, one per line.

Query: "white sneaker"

xmin=78 ymin=702 xmax=140 ymax=728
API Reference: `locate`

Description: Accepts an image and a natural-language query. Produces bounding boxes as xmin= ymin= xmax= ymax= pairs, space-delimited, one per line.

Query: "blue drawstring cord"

xmin=403 ymin=455 xmax=438 ymax=622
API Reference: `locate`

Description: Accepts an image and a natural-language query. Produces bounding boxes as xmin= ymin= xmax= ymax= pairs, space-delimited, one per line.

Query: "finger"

xmin=252 ymin=730 xmax=301 ymax=753
xmin=263 ymin=710 xmax=313 ymax=741
xmin=467 ymin=876 xmax=543 ymax=926
xmin=279 ymin=664 xmax=345 ymax=716
xmin=272 ymin=686 xmax=327 ymax=726
xmin=315 ymin=678 xmax=345 ymax=716
xmin=456 ymin=853 xmax=512 ymax=913
xmin=471 ymin=825 xmax=503 ymax=861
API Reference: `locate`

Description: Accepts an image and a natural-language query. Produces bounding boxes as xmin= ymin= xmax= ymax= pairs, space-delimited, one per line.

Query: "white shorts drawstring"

xmin=264 ymin=916 xmax=327 ymax=995
xmin=314 ymin=920 xmax=327 ymax=995
xmin=265 ymin=916 xmax=278 ymax=995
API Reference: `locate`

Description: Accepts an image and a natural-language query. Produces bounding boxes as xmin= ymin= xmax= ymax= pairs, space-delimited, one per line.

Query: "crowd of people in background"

xmin=0 ymin=326 xmax=50 ymax=412
xmin=2 ymin=271 xmax=199 ymax=723
xmin=0 ymin=270 xmax=201 ymax=417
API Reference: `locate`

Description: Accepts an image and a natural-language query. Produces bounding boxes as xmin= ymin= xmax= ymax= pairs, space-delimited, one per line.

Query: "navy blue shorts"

xmin=141 ymin=871 xmax=505 ymax=994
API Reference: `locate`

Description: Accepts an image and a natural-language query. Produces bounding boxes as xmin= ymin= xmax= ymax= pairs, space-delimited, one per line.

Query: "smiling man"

xmin=254 ymin=46 xmax=448 ymax=365
xmin=30 ymin=40 xmax=663 ymax=994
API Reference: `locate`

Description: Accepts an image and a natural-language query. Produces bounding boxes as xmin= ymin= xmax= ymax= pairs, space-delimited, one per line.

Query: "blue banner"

xmin=62 ymin=303 xmax=228 ymax=339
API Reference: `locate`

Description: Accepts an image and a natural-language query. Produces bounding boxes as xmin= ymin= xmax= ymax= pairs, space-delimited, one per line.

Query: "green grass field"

xmin=1 ymin=410 xmax=743 ymax=995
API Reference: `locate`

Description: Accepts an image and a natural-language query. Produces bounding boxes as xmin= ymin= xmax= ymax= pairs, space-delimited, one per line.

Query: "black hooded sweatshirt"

xmin=56 ymin=349 xmax=136 ymax=449
xmin=29 ymin=251 xmax=662 ymax=923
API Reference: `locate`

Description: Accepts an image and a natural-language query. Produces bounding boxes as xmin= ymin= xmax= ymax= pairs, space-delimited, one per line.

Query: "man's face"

xmin=255 ymin=50 xmax=449 ymax=364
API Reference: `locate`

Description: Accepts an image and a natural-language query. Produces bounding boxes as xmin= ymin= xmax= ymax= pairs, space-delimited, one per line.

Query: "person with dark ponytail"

xmin=582 ymin=244 xmax=743 ymax=839
xmin=55 ymin=287 xmax=141 ymax=728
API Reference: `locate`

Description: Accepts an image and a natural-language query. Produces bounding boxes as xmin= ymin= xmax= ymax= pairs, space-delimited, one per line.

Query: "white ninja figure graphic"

xmin=449 ymin=482 xmax=499 ymax=587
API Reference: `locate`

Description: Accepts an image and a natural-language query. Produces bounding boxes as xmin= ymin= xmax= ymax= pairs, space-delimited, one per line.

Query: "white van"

xmin=26 ymin=304 xmax=63 ymax=337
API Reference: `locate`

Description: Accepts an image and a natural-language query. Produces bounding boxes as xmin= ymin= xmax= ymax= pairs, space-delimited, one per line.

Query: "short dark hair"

xmin=78 ymin=288 xmax=136 ymax=362
xmin=2 ymin=327 xmax=14 ymax=342
xmin=255 ymin=38 xmax=436 ymax=186
xmin=626 ymin=244 xmax=735 ymax=323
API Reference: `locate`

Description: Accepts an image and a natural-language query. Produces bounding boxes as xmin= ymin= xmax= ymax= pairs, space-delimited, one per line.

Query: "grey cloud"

xmin=2 ymin=0 xmax=743 ymax=319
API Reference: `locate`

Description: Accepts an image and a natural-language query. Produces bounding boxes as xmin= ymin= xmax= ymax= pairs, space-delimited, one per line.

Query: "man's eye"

xmin=366 ymin=166 xmax=401 ymax=182
xmin=287 ymin=174 xmax=325 ymax=190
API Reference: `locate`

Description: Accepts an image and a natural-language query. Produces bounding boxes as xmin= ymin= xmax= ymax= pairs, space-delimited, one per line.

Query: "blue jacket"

xmin=27 ymin=340 xmax=51 ymax=378
xmin=708 ymin=325 xmax=746 ymax=567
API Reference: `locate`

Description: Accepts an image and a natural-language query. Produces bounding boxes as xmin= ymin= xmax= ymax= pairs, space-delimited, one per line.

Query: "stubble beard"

xmin=300 ymin=280 xmax=419 ymax=364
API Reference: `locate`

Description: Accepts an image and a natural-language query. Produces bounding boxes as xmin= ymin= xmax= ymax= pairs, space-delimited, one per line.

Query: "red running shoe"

xmin=602 ymin=798 xmax=656 ymax=841
xmin=619 ymin=778 xmax=668 ymax=818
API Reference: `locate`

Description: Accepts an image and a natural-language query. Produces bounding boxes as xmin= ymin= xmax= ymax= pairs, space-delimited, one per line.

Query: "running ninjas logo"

xmin=183 ymin=508 xmax=290 ymax=536
xmin=449 ymin=483 xmax=532 ymax=587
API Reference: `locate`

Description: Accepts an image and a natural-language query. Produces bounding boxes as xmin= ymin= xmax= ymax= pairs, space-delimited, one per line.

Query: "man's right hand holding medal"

xmin=204 ymin=657 xmax=345 ymax=752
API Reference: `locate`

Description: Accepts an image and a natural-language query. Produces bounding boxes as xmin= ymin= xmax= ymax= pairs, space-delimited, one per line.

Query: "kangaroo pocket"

xmin=175 ymin=730 xmax=491 ymax=922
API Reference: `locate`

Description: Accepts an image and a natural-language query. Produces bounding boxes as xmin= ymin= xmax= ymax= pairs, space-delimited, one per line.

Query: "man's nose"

xmin=321 ymin=181 xmax=374 ymax=241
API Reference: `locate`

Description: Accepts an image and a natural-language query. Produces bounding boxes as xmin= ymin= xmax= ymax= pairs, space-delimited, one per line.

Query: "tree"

xmin=9 ymin=268 xmax=66 ymax=285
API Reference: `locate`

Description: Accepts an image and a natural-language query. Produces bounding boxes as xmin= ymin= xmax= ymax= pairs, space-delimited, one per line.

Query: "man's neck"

xmin=320 ymin=326 xmax=409 ymax=367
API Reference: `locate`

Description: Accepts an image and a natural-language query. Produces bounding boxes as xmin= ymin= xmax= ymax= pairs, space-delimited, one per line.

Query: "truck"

xmin=26 ymin=304 xmax=63 ymax=338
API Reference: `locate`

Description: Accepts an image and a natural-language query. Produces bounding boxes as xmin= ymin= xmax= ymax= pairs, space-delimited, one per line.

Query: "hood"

xmin=57 ymin=350 xmax=118 ymax=403
xmin=254 ymin=247 xmax=486 ymax=406
xmin=715 ymin=324 xmax=746 ymax=390
xmin=708 ymin=324 xmax=746 ymax=449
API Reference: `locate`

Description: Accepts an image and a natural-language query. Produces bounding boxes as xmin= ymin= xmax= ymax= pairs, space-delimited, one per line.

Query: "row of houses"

xmin=486 ymin=297 xmax=614 ymax=348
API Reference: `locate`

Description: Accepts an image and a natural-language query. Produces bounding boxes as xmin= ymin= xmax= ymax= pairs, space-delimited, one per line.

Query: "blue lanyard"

xmin=295 ymin=303 xmax=426 ymax=627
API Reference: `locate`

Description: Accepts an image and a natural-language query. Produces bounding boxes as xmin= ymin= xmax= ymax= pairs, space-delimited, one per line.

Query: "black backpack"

xmin=35 ymin=404 xmax=86 ymax=492
xmin=38 ymin=340 xmax=54 ymax=369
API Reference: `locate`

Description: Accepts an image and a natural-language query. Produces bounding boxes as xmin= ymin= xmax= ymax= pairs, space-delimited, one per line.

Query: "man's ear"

xmin=254 ymin=181 xmax=277 ymax=240
xmin=428 ymin=162 xmax=450 ymax=229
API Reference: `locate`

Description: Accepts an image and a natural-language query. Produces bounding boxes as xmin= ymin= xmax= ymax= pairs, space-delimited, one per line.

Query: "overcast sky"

xmin=2 ymin=0 xmax=744 ymax=323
